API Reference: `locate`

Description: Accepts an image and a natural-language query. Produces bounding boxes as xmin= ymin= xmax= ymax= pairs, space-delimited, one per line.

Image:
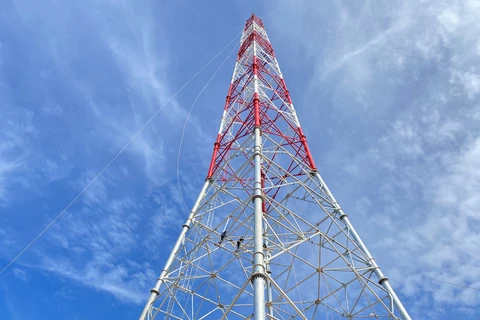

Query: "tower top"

xmin=245 ymin=12 xmax=264 ymax=29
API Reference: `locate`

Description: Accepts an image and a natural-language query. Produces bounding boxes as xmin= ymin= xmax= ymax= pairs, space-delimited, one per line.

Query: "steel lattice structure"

xmin=139 ymin=14 xmax=411 ymax=320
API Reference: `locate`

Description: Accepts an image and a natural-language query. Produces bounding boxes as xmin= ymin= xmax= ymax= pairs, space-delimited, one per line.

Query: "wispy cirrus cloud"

xmin=0 ymin=107 xmax=36 ymax=204
xmin=264 ymin=0 xmax=480 ymax=318
xmin=35 ymin=168 xmax=192 ymax=304
xmin=3 ymin=1 xmax=478 ymax=319
xmin=1 ymin=0 xmax=188 ymax=306
xmin=2 ymin=1 xmax=235 ymax=311
xmin=11 ymin=268 xmax=30 ymax=282
xmin=38 ymin=169 xmax=156 ymax=304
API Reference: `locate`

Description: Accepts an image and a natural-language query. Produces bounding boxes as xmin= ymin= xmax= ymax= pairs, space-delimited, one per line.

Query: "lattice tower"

xmin=139 ymin=14 xmax=411 ymax=320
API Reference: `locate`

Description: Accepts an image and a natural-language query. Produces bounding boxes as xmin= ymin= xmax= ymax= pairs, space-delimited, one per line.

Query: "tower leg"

xmin=314 ymin=172 xmax=412 ymax=320
xmin=264 ymin=224 xmax=273 ymax=319
xmin=138 ymin=181 xmax=211 ymax=320
xmin=253 ymin=127 xmax=266 ymax=320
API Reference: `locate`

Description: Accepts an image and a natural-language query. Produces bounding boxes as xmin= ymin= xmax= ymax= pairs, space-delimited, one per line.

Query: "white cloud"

xmin=41 ymin=255 xmax=154 ymax=304
xmin=433 ymin=139 xmax=480 ymax=212
xmin=29 ymin=162 xmax=189 ymax=304
xmin=37 ymin=178 xmax=157 ymax=303
xmin=1 ymin=1 xmax=216 ymax=307
xmin=40 ymin=157 xmax=73 ymax=183
xmin=41 ymin=101 xmax=63 ymax=117
xmin=12 ymin=268 xmax=30 ymax=282
xmin=340 ymin=80 xmax=480 ymax=316
xmin=3 ymin=1 xmax=478 ymax=318
xmin=0 ymin=107 xmax=36 ymax=204
xmin=263 ymin=0 xmax=480 ymax=317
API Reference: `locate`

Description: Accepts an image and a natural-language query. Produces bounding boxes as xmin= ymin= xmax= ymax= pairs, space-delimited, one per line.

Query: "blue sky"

xmin=1 ymin=0 xmax=480 ymax=319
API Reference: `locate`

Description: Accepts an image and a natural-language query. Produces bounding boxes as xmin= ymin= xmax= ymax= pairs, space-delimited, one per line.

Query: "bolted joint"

xmin=378 ymin=276 xmax=389 ymax=285
xmin=150 ymin=288 xmax=159 ymax=295
xmin=336 ymin=210 xmax=347 ymax=220
xmin=252 ymin=194 xmax=264 ymax=203
xmin=332 ymin=208 xmax=347 ymax=219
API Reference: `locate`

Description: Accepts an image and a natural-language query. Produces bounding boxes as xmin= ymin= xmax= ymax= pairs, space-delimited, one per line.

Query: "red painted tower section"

xmin=206 ymin=14 xmax=317 ymax=214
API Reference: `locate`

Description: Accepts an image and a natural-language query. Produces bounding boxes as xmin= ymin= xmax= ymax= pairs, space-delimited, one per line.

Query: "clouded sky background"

xmin=1 ymin=0 xmax=479 ymax=319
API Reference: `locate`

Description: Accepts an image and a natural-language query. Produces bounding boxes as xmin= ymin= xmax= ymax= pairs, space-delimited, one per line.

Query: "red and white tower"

xmin=139 ymin=14 xmax=411 ymax=320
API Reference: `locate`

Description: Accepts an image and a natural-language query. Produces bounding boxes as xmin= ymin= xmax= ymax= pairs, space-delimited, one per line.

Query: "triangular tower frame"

xmin=139 ymin=14 xmax=411 ymax=320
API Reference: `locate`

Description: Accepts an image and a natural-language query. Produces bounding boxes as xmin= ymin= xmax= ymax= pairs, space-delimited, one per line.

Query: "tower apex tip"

xmin=246 ymin=12 xmax=264 ymax=27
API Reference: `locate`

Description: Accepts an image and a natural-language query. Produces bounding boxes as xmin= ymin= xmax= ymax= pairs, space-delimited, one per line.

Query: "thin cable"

xmin=0 ymin=29 xmax=243 ymax=276
xmin=176 ymin=35 xmax=239 ymax=213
